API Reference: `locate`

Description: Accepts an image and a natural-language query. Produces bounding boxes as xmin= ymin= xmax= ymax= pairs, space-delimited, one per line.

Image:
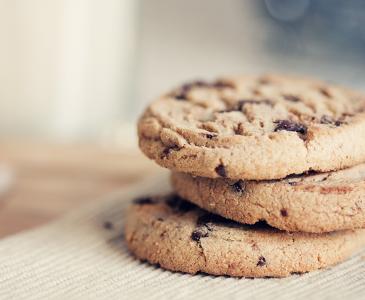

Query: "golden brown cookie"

xmin=138 ymin=74 xmax=365 ymax=180
xmin=172 ymin=163 xmax=365 ymax=233
xmin=125 ymin=194 xmax=365 ymax=277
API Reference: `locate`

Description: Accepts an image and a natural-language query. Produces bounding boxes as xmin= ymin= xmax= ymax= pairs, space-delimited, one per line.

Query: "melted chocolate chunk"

xmin=280 ymin=209 xmax=288 ymax=217
xmin=274 ymin=120 xmax=307 ymax=135
xmin=257 ymin=256 xmax=266 ymax=267
xmin=133 ymin=197 xmax=156 ymax=205
xmin=166 ymin=195 xmax=195 ymax=213
xmin=215 ymin=164 xmax=227 ymax=177
xmin=231 ymin=180 xmax=245 ymax=193
xmin=283 ymin=94 xmax=300 ymax=102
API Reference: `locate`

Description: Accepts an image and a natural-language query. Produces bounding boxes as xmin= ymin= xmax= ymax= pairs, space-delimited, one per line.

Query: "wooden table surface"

xmin=0 ymin=141 xmax=160 ymax=238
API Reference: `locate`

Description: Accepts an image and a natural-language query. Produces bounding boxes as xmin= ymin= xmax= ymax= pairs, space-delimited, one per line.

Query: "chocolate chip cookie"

xmin=125 ymin=194 xmax=365 ymax=277
xmin=172 ymin=163 xmax=365 ymax=233
xmin=138 ymin=74 xmax=365 ymax=180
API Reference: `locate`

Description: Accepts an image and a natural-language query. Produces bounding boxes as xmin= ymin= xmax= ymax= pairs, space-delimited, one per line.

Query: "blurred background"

xmin=1 ymin=0 xmax=365 ymax=236
xmin=1 ymin=0 xmax=365 ymax=143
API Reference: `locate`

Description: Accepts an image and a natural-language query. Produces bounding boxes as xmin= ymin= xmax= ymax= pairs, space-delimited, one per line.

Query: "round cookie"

xmin=172 ymin=163 xmax=365 ymax=233
xmin=125 ymin=194 xmax=365 ymax=278
xmin=138 ymin=74 xmax=365 ymax=180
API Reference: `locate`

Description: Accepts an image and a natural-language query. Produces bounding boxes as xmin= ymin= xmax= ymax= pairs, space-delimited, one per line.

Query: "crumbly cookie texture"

xmin=171 ymin=163 xmax=365 ymax=233
xmin=124 ymin=195 xmax=365 ymax=277
xmin=138 ymin=74 xmax=365 ymax=180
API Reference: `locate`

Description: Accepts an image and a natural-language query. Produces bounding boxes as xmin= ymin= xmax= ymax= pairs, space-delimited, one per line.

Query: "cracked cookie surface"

xmin=124 ymin=194 xmax=365 ymax=277
xmin=138 ymin=74 xmax=365 ymax=180
xmin=172 ymin=163 xmax=365 ymax=233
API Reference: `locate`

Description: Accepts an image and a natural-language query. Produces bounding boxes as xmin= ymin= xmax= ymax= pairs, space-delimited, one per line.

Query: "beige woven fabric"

xmin=1 ymin=173 xmax=365 ymax=300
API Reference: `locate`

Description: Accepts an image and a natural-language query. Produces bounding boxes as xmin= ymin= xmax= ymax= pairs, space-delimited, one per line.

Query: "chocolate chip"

xmin=191 ymin=227 xmax=210 ymax=241
xmin=191 ymin=213 xmax=225 ymax=242
xmin=160 ymin=146 xmax=180 ymax=159
xmin=103 ymin=221 xmax=114 ymax=230
xmin=283 ymin=94 xmax=300 ymax=102
xmin=166 ymin=195 xmax=195 ymax=213
xmin=233 ymin=123 xmax=244 ymax=135
xmin=318 ymin=87 xmax=332 ymax=98
xmin=280 ymin=209 xmax=288 ymax=217
xmin=133 ymin=197 xmax=156 ymax=205
xmin=173 ymin=80 xmax=209 ymax=100
xmin=215 ymin=164 xmax=227 ymax=177
xmin=231 ymin=180 xmax=245 ymax=193
xmin=181 ymin=80 xmax=207 ymax=90
xmin=204 ymin=133 xmax=217 ymax=139
xmin=257 ymin=256 xmax=266 ymax=267
xmin=237 ymin=99 xmax=272 ymax=110
xmin=162 ymin=148 xmax=172 ymax=157
xmin=320 ymin=115 xmax=343 ymax=127
xmin=274 ymin=120 xmax=307 ymax=135
xmin=174 ymin=93 xmax=187 ymax=100
xmin=212 ymin=80 xmax=235 ymax=89
xmin=320 ymin=115 xmax=334 ymax=124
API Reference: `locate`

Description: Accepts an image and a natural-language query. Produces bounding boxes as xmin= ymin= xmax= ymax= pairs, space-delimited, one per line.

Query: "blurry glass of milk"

xmin=0 ymin=0 xmax=138 ymax=142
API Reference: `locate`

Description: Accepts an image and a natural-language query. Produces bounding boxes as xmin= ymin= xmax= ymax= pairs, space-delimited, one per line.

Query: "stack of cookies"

xmin=125 ymin=74 xmax=365 ymax=277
